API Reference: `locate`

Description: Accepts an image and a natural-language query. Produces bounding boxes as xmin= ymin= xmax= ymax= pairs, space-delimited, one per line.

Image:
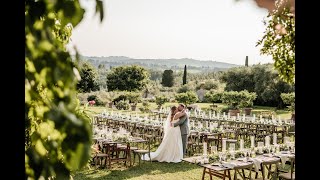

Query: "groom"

xmin=171 ymin=103 xmax=189 ymax=157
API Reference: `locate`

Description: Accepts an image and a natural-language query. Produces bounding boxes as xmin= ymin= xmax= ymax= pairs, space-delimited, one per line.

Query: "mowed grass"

xmin=72 ymin=161 xmax=208 ymax=180
xmin=72 ymin=159 xmax=288 ymax=180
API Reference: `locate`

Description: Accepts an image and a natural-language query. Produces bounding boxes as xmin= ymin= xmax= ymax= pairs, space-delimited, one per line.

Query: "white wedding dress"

xmin=142 ymin=113 xmax=183 ymax=163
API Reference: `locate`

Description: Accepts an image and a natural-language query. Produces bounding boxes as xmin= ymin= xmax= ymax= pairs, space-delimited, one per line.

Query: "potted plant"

xmin=155 ymin=95 xmax=169 ymax=110
xmin=239 ymin=90 xmax=257 ymax=115
xmin=126 ymin=92 xmax=141 ymax=111
xmin=221 ymin=91 xmax=242 ymax=116
xmin=108 ymin=101 xmax=113 ymax=108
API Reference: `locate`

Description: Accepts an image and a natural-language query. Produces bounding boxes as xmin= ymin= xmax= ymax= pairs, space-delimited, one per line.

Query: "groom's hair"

xmin=179 ymin=103 xmax=185 ymax=108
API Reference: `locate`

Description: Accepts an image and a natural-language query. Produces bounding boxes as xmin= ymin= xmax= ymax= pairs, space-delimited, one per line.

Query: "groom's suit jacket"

xmin=173 ymin=113 xmax=189 ymax=135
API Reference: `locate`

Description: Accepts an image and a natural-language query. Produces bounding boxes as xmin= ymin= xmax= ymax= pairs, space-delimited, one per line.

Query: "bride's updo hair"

xmin=170 ymin=106 xmax=177 ymax=121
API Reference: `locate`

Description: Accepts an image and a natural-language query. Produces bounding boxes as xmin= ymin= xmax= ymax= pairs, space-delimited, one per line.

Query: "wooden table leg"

xmin=202 ymin=167 xmax=206 ymax=180
xmin=227 ymin=170 xmax=231 ymax=179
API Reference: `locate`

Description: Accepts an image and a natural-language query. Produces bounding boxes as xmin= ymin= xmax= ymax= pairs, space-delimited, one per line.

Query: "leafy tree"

xmin=220 ymin=67 xmax=255 ymax=92
xmin=25 ymin=0 xmax=104 ymax=179
xmin=257 ymin=0 xmax=295 ymax=84
xmin=252 ymin=64 xmax=293 ymax=108
xmin=221 ymin=64 xmax=294 ymax=107
xmin=161 ymin=69 xmax=174 ymax=87
xmin=77 ymin=61 xmax=100 ymax=92
xmin=174 ymin=91 xmax=198 ymax=107
xmin=183 ymin=65 xmax=187 ymax=85
xmin=106 ymin=65 xmax=149 ymax=91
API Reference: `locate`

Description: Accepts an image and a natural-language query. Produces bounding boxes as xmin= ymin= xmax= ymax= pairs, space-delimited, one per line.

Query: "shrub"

xmin=218 ymin=107 xmax=229 ymax=114
xmin=87 ymin=95 xmax=104 ymax=106
xmin=204 ymin=90 xmax=223 ymax=105
xmin=177 ymin=84 xmax=194 ymax=93
xmin=113 ymin=94 xmax=127 ymax=103
xmin=139 ymin=101 xmax=151 ymax=113
xmin=126 ymin=92 xmax=141 ymax=105
xmin=174 ymin=91 xmax=198 ymax=107
xmin=195 ymin=79 xmax=220 ymax=91
xmin=155 ymin=95 xmax=169 ymax=108
xmin=96 ymin=90 xmax=111 ymax=105
xmin=112 ymin=91 xmax=141 ymax=105
xmin=115 ymin=100 xmax=130 ymax=110
xmin=221 ymin=90 xmax=257 ymax=110
xmin=221 ymin=91 xmax=243 ymax=110
xmin=280 ymin=92 xmax=295 ymax=111
xmin=142 ymin=97 xmax=156 ymax=103
xmin=77 ymin=93 xmax=89 ymax=105
xmin=239 ymin=90 xmax=257 ymax=108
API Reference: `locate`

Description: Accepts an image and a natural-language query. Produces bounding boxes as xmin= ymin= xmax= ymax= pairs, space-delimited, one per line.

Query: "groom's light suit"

xmin=173 ymin=113 xmax=189 ymax=156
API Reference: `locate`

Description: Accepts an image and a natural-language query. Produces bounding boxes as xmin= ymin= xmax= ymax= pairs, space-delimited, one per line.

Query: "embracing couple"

xmin=142 ymin=103 xmax=189 ymax=163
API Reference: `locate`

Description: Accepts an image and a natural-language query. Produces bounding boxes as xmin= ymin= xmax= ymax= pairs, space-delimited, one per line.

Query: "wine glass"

xmin=230 ymin=150 xmax=235 ymax=160
xmin=218 ymin=152 xmax=223 ymax=163
xmin=248 ymin=149 xmax=252 ymax=158
xmin=243 ymin=149 xmax=248 ymax=162
xmin=222 ymin=152 xmax=227 ymax=162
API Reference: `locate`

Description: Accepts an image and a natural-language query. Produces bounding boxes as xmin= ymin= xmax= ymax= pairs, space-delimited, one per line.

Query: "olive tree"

xmin=106 ymin=65 xmax=149 ymax=91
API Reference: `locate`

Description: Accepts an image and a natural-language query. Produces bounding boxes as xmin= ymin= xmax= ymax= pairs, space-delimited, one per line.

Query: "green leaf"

xmin=35 ymin=140 xmax=47 ymax=156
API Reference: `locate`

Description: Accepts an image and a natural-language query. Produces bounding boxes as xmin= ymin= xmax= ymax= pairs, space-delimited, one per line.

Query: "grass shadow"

xmin=73 ymin=161 xmax=203 ymax=180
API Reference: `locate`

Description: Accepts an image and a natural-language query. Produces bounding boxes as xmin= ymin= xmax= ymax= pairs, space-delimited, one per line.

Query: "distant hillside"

xmin=80 ymin=55 xmax=241 ymax=73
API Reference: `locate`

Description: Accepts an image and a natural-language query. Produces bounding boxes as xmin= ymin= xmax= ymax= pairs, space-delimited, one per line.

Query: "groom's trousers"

xmin=181 ymin=134 xmax=187 ymax=155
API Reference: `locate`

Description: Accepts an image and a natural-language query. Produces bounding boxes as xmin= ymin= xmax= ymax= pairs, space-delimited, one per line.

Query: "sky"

xmin=67 ymin=0 xmax=273 ymax=65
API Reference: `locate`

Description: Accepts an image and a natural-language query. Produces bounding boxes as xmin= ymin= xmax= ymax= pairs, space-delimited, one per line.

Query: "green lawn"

xmin=82 ymin=102 xmax=292 ymax=120
xmin=73 ymin=161 xmax=207 ymax=180
xmin=72 ymin=159 xmax=289 ymax=180
xmin=74 ymin=103 xmax=292 ymax=179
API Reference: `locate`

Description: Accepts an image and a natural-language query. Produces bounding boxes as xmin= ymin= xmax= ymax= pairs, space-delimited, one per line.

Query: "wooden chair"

xmin=187 ymin=132 xmax=201 ymax=154
xmin=132 ymin=138 xmax=151 ymax=165
xmin=115 ymin=143 xmax=132 ymax=167
xmin=254 ymin=159 xmax=280 ymax=180
xmin=233 ymin=162 xmax=254 ymax=180
xmin=187 ymin=132 xmax=200 ymax=156
xmin=93 ymin=143 xmax=108 ymax=168
xmin=279 ymin=156 xmax=295 ymax=180
xmin=93 ymin=142 xmax=117 ymax=169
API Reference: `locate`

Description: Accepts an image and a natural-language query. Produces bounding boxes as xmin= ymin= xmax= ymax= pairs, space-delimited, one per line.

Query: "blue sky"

xmin=67 ymin=0 xmax=272 ymax=65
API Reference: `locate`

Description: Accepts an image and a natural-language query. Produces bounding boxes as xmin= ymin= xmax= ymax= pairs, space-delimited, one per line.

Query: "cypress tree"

xmin=245 ymin=56 xmax=249 ymax=67
xmin=183 ymin=65 xmax=187 ymax=85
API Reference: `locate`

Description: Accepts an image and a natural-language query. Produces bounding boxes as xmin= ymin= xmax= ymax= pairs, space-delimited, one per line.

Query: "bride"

xmin=142 ymin=106 xmax=186 ymax=163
